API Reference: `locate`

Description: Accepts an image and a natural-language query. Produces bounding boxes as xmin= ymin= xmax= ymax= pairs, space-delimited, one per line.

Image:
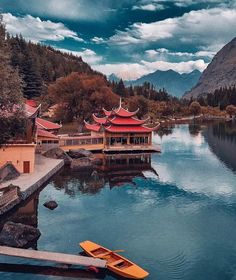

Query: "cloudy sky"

xmin=1 ymin=0 xmax=236 ymax=80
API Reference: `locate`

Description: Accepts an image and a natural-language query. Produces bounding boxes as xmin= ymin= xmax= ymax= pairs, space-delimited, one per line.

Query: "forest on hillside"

xmin=8 ymin=35 xmax=98 ymax=99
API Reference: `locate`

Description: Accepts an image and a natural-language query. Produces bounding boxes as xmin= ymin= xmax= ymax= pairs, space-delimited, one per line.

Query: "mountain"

xmin=184 ymin=37 xmax=236 ymax=99
xmin=109 ymin=70 xmax=201 ymax=98
xmin=108 ymin=73 xmax=121 ymax=83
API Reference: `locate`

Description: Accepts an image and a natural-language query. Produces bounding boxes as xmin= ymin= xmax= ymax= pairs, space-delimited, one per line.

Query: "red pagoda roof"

xmin=105 ymin=124 xmax=159 ymax=133
xmin=109 ymin=116 xmax=149 ymax=125
xmin=115 ymin=107 xmax=139 ymax=117
xmin=85 ymin=99 xmax=159 ymax=133
xmin=84 ymin=121 xmax=101 ymax=132
xmin=103 ymin=107 xmax=139 ymax=118
xmin=25 ymin=99 xmax=37 ymax=107
xmin=25 ymin=104 xmax=41 ymax=118
xmin=37 ymin=128 xmax=59 ymax=139
xmin=92 ymin=114 xmax=107 ymax=124
xmin=103 ymin=108 xmax=113 ymax=117
xmin=36 ymin=118 xmax=62 ymax=130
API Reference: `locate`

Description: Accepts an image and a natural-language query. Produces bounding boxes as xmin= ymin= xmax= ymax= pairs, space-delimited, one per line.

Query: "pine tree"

xmin=116 ymin=79 xmax=127 ymax=97
xmin=21 ymin=53 xmax=42 ymax=99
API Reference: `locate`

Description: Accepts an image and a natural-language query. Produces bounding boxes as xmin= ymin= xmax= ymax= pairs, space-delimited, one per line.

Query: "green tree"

xmin=115 ymin=79 xmax=127 ymax=97
xmin=21 ymin=53 xmax=42 ymax=99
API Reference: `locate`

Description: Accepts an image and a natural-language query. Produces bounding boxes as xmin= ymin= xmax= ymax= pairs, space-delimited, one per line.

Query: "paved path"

xmin=0 ymin=155 xmax=63 ymax=192
xmin=0 ymin=155 xmax=64 ymax=214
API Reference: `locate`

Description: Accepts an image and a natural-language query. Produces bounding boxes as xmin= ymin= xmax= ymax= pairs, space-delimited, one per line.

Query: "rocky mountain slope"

xmin=184 ymin=37 xmax=236 ymax=99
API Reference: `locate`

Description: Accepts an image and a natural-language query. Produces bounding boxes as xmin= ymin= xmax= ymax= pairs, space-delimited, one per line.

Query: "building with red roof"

xmin=83 ymin=99 xmax=160 ymax=152
xmin=36 ymin=118 xmax=61 ymax=132
xmin=25 ymin=103 xmax=61 ymax=152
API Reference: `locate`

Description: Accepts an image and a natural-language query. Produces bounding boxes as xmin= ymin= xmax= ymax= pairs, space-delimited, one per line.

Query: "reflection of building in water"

xmin=203 ymin=122 xmax=236 ymax=172
xmin=97 ymin=153 xmax=158 ymax=188
xmin=52 ymin=153 xmax=158 ymax=194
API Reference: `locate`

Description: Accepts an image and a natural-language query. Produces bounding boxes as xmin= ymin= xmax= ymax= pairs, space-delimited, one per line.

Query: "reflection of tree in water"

xmin=156 ymin=125 xmax=174 ymax=138
xmin=211 ymin=121 xmax=236 ymax=143
xmin=203 ymin=121 xmax=236 ymax=173
xmin=188 ymin=123 xmax=202 ymax=136
xmin=51 ymin=168 xmax=105 ymax=196
xmin=51 ymin=153 xmax=158 ymax=196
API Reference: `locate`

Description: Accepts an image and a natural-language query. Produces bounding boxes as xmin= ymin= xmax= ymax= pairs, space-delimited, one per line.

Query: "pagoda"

xmin=84 ymin=99 xmax=160 ymax=152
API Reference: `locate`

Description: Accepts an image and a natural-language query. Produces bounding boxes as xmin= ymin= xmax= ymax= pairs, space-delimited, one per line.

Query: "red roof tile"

xmin=25 ymin=104 xmax=41 ymax=118
xmin=105 ymin=125 xmax=158 ymax=133
xmin=103 ymin=108 xmax=112 ymax=117
xmin=109 ymin=116 xmax=148 ymax=125
xmin=84 ymin=121 xmax=101 ymax=132
xmin=25 ymin=100 xmax=37 ymax=107
xmin=92 ymin=114 xmax=107 ymax=124
xmin=37 ymin=129 xmax=59 ymax=139
xmin=36 ymin=118 xmax=61 ymax=130
xmin=114 ymin=107 xmax=139 ymax=117
xmin=102 ymin=106 xmax=139 ymax=117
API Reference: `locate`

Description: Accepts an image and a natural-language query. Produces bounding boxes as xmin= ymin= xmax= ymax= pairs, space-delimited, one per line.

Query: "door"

xmin=23 ymin=161 xmax=30 ymax=173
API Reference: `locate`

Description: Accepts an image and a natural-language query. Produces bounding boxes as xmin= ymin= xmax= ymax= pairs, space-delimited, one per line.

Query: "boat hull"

xmin=80 ymin=241 xmax=149 ymax=279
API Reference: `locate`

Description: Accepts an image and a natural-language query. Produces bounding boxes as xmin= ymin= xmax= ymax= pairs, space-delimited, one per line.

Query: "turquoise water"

xmin=1 ymin=122 xmax=236 ymax=280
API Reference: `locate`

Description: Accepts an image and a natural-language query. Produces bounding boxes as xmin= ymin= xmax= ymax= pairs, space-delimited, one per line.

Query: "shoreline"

xmin=159 ymin=115 xmax=227 ymax=126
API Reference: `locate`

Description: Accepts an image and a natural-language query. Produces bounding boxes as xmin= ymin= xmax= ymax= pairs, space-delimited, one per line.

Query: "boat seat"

xmin=110 ymin=260 xmax=124 ymax=266
xmin=96 ymin=252 xmax=111 ymax=258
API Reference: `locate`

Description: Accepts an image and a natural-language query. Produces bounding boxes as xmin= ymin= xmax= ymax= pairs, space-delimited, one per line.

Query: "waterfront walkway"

xmin=0 ymin=155 xmax=64 ymax=214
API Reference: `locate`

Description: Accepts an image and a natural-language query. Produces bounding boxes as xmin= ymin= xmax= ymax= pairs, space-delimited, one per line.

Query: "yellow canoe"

xmin=79 ymin=241 xmax=149 ymax=279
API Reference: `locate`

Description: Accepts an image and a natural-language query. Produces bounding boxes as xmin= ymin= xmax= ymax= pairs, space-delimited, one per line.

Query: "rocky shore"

xmin=43 ymin=148 xmax=102 ymax=170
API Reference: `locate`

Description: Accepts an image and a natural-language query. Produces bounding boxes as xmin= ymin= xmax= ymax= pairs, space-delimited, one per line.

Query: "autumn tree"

xmin=226 ymin=105 xmax=236 ymax=118
xmin=189 ymin=101 xmax=201 ymax=117
xmin=48 ymin=72 xmax=119 ymax=123
xmin=0 ymin=17 xmax=26 ymax=145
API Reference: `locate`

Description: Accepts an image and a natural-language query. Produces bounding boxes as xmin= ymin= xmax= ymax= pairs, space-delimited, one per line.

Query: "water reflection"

xmin=203 ymin=121 xmax=236 ymax=173
xmin=1 ymin=123 xmax=236 ymax=280
xmin=188 ymin=123 xmax=202 ymax=136
xmin=0 ymin=193 xmax=40 ymax=249
xmin=52 ymin=153 xmax=158 ymax=195
xmin=0 ymin=263 xmax=106 ymax=279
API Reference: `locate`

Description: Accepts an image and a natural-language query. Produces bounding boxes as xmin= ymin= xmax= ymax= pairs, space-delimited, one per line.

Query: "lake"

xmin=1 ymin=122 xmax=236 ymax=280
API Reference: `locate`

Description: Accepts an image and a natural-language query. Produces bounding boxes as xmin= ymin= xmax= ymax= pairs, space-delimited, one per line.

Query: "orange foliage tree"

xmin=48 ymin=72 xmax=119 ymax=123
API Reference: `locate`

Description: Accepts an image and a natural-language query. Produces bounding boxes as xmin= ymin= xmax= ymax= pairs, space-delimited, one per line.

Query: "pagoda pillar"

xmin=127 ymin=134 xmax=130 ymax=145
xmin=149 ymin=132 xmax=152 ymax=145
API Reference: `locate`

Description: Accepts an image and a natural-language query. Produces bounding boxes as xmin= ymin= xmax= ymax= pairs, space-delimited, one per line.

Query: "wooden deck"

xmin=0 ymin=246 xmax=107 ymax=268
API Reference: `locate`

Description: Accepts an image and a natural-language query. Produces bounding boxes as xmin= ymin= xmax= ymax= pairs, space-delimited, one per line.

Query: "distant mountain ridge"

xmin=109 ymin=69 xmax=201 ymax=97
xmin=184 ymin=37 xmax=236 ymax=99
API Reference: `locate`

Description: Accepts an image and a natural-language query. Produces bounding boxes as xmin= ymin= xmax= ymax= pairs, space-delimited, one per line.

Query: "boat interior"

xmin=91 ymin=247 xmax=132 ymax=269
